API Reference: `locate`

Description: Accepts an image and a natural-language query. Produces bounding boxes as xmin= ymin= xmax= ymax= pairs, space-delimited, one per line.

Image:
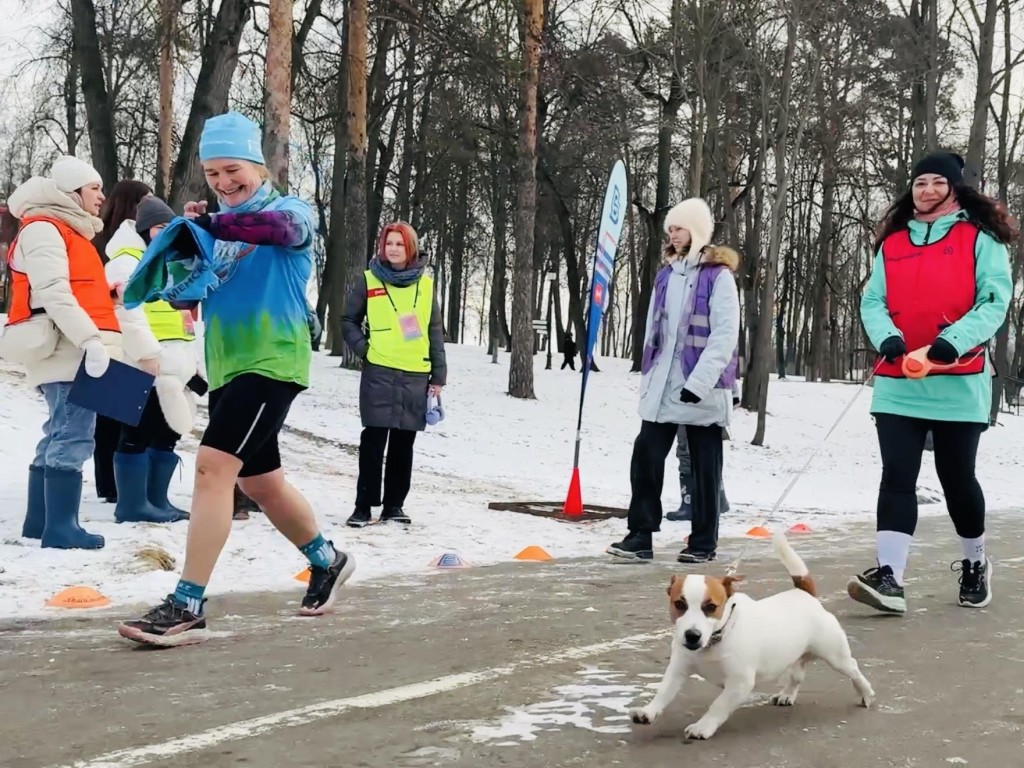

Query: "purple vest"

xmin=682 ymin=264 xmax=738 ymax=388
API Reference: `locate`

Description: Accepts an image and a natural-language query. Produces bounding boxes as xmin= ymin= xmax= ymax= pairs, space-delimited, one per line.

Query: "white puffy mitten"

xmin=155 ymin=374 xmax=195 ymax=435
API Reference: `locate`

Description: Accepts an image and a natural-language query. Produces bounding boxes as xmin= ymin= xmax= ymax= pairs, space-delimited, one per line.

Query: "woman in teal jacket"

xmin=849 ymin=151 xmax=1015 ymax=616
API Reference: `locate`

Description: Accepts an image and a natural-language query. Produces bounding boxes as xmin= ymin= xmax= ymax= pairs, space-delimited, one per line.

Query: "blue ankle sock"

xmin=172 ymin=580 xmax=206 ymax=615
xmin=300 ymin=534 xmax=336 ymax=569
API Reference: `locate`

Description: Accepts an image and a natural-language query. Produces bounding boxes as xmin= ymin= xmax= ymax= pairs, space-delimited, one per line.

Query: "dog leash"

xmin=723 ymin=346 xmax=986 ymax=577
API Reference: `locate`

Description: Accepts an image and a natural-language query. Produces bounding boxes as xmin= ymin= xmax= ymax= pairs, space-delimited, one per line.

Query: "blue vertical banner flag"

xmin=565 ymin=160 xmax=628 ymax=516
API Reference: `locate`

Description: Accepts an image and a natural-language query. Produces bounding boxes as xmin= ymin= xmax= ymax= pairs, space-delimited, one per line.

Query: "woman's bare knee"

xmin=238 ymin=470 xmax=285 ymax=508
xmin=194 ymin=447 xmax=243 ymax=488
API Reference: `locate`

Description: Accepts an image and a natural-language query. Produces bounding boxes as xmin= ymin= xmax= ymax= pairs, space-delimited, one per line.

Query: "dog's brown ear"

xmin=666 ymin=573 xmax=680 ymax=595
xmin=722 ymin=574 xmax=745 ymax=596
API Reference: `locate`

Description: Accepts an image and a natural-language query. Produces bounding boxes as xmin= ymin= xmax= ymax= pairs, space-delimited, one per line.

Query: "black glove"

xmin=878 ymin=335 xmax=907 ymax=363
xmin=191 ymin=213 xmax=214 ymax=231
xmin=927 ymin=337 xmax=959 ymax=364
xmin=680 ymin=388 xmax=701 ymax=404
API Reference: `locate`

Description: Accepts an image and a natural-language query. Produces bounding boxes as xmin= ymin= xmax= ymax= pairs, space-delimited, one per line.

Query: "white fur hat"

xmin=663 ymin=197 xmax=715 ymax=260
xmin=49 ymin=155 xmax=103 ymax=194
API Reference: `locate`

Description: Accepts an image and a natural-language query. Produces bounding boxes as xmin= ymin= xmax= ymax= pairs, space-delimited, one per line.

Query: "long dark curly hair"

xmin=873 ymin=184 xmax=1020 ymax=252
xmin=94 ymin=179 xmax=153 ymax=262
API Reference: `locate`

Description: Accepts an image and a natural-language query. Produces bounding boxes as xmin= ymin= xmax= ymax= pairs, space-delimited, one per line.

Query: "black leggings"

xmin=356 ymin=427 xmax=417 ymax=509
xmin=627 ymin=420 xmax=723 ymax=552
xmin=874 ymin=414 xmax=985 ymax=539
xmin=117 ymin=389 xmax=180 ymax=454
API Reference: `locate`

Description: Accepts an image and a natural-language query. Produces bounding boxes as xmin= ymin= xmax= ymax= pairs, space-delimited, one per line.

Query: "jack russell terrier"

xmin=629 ymin=532 xmax=874 ymax=740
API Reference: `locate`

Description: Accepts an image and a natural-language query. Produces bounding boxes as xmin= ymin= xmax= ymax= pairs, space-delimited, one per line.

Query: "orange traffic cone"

xmin=563 ymin=468 xmax=583 ymax=516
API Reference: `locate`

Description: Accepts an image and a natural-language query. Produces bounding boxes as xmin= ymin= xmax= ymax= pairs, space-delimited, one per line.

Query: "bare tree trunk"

xmin=69 ymin=0 xmax=118 ymax=188
xmin=324 ymin=10 xmax=350 ymax=356
xmin=341 ymin=0 xmax=369 ymax=370
xmin=168 ymin=0 xmax=252 ymax=209
xmin=751 ymin=16 xmax=817 ymax=445
xmin=508 ymin=0 xmax=543 ymax=399
xmin=64 ymin=52 xmax=79 ymax=156
xmin=155 ymin=0 xmax=178 ymax=197
xmin=264 ymin=0 xmax=293 ymax=190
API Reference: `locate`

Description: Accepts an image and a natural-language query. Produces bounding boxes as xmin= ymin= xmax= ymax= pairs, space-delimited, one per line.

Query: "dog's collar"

xmin=704 ymin=602 xmax=738 ymax=650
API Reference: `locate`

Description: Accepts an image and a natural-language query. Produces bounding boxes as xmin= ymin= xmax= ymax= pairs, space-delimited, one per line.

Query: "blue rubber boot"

xmin=146 ymin=449 xmax=190 ymax=519
xmin=41 ymin=467 xmax=105 ymax=549
xmin=113 ymin=452 xmax=183 ymax=524
xmin=22 ymin=465 xmax=46 ymax=539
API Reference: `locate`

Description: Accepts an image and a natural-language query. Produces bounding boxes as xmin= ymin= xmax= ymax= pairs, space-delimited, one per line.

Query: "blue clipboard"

xmin=68 ymin=358 xmax=156 ymax=427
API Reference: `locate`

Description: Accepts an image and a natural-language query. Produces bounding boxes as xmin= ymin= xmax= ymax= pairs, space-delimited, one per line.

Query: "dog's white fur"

xmin=629 ymin=532 xmax=874 ymax=740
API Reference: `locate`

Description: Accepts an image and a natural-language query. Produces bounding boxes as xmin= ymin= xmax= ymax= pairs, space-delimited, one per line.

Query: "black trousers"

xmin=117 ymin=389 xmax=181 ymax=454
xmin=93 ymin=415 xmax=120 ymax=498
xmin=627 ymin=420 xmax=723 ymax=552
xmin=356 ymin=427 xmax=417 ymax=509
xmin=874 ymin=414 xmax=985 ymax=539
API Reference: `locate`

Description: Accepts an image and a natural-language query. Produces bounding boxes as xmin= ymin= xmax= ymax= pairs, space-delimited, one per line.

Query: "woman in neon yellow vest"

xmin=103 ymin=193 xmax=201 ymax=524
xmin=341 ymin=221 xmax=447 ymax=527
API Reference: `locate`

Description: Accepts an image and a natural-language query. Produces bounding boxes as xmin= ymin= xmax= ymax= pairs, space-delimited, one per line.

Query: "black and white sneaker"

xmin=606 ymin=531 xmax=653 ymax=561
xmin=346 ymin=507 xmax=372 ymax=528
xmin=300 ymin=547 xmax=356 ymax=616
xmin=676 ymin=548 xmax=716 ymax=564
xmin=117 ymin=595 xmax=209 ymax=647
xmin=847 ymin=565 xmax=906 ymax=614
xmin=381 ymin=506 xmax=411 ymax=524
xmin=954 ymin=557 xmax=993 ymax=608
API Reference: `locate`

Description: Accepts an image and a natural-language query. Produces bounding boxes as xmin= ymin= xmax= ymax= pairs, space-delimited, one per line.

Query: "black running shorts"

xmin=201 ymin=373 xmax=304 ymax=477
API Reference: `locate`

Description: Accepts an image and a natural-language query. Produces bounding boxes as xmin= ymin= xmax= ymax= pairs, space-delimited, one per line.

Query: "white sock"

xmin=960 ymin=535 xmax=985 ymax=565
xmin=876 ymin=531 xmax=914 ymax=585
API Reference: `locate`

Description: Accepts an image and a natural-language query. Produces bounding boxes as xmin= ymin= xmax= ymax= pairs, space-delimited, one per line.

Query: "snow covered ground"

xmin=1 ymin=343 xmax=1022 ymax=620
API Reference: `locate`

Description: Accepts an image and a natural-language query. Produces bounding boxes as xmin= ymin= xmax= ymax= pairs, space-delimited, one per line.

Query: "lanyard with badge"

xmin=382 ymin=280 xmax=423 ymax=341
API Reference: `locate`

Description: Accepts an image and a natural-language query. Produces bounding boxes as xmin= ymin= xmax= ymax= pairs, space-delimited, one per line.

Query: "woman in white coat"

xmin=607 ymin=197 xmax=741 ymax=563
xmin=104 ymin=191 xmax=199 ymax=524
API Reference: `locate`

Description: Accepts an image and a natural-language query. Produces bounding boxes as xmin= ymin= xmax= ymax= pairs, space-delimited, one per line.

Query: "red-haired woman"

xmin=341 ymin=221 xmax=447 ymax=527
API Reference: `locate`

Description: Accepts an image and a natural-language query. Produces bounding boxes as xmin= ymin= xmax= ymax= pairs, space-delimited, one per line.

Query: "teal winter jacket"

xmin=860 ymin=210 xmax=1012 ymax=424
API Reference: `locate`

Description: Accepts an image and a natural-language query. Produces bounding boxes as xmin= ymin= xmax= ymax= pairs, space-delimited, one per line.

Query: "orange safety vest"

xmin=4 ymin=215 xmax=119 ymax=333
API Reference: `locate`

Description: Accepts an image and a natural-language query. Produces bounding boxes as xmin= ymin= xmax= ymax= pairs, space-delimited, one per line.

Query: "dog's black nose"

xmin=683 ymin=629 xmax=702 ymax=646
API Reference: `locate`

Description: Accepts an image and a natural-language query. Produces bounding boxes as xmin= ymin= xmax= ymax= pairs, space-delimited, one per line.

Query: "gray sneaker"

xmin=847 ymin=565 xmax=906 ymax=614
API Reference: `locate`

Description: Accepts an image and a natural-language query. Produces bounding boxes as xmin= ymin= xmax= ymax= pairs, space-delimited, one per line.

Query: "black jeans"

xmin=627 ymin=420 xmax=723 ymax=552
xmin=874 ymin=414 xmax=985 ymax=539
xmin=93 ymin=414 xmax=120 ymax=498
xmin=356 ymin=427 xmax=417 ymax=509
xmin=117 ymin=389 xmax=180 ymax=454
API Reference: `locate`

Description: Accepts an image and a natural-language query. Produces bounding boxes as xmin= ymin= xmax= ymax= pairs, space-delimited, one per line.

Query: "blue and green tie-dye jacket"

xmin=201 ymin=192 xmax=315 ymax=390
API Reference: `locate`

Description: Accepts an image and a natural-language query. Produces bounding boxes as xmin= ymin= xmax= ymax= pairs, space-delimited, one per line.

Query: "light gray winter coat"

xmin=341 ymin=271 xmax=447 ymax=432
xmin=637 ymin=246 xmax=741 ymax=428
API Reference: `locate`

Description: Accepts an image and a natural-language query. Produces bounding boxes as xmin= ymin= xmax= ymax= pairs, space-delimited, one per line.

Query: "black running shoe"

xmin=300 ymin=547 xmax=356 ymax=616
xmin=847 ymin=565 xmax=906 ymax=614
xmin=606 ymin=531 xmax=653 ymax=561
xmin=381 ymin=506 xmax=411 ymax=524
xmin=954 ymin=557 xmax=993 ymax=608
xmin=346 ymin=507 xmax=372 ymax=528
xmin=117 ymin=595 xmax=208 ymax=647
xmin=676 ymin=548 xmax=716 ymax=564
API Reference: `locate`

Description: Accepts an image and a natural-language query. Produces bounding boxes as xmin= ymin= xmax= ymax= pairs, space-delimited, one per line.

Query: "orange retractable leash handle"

xmin=901 ymin=346 xmax=971 ymax=379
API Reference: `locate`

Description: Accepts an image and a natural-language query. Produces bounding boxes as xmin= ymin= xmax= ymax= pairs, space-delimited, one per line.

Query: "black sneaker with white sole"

xmin=346 ymin=507 xmax=372 ymax=528
xmin=606 ymin=531 xmax=653 ymax=561
xmin=676 ymin=548 xmax=716 ymax=564
xmin=300 ymin=547 xmax=356 ymax=615
xmin=117 ymin=595 xmax=209 ymax=647
xmin=847 ymin=565 xmax=906 ymax=614
xmin=954 ymin=557 xmax=992 ymax=608
xmin=381 ymin=506 xmax=411 ymax=524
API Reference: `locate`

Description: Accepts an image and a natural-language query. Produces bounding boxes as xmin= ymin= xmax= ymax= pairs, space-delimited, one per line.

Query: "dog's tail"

xmin=772 ymin=531 xmax=817 ymax=597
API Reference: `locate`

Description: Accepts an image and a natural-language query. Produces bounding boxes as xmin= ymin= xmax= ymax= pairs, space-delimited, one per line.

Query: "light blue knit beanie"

xmin=199 ymin=111 xmax=265 ymax=164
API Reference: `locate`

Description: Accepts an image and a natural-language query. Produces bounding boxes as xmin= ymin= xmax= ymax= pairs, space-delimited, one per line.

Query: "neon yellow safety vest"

xmin=364 ymin=270 xmax=432 ymax=373
xmin=116 ymin=247 xmax=196 ymax=342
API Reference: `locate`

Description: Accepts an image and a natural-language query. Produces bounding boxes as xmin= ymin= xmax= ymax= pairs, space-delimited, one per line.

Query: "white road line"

xmin=55 ymin=630 xmax=669 ymax=768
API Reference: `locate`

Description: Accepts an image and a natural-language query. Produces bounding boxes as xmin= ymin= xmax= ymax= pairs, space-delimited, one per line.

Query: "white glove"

xmin=81 ymin=339 xmax=110 ymax=378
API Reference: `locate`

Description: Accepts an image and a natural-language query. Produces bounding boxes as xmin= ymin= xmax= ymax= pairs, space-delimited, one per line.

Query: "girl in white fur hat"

xmin=607 ymin=197 xmax=741 ymax=563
